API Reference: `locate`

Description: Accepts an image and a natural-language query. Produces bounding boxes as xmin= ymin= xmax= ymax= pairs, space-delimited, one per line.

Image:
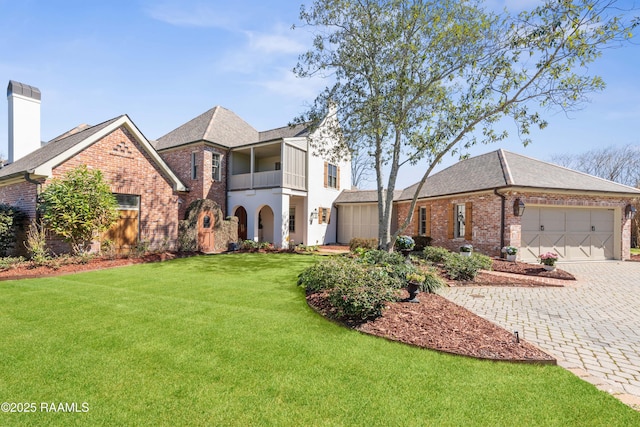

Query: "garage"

xmin=521 ymin=206 xmax=616 ymax=262
xmin=337 ymin=203 xmax=379 ymax=244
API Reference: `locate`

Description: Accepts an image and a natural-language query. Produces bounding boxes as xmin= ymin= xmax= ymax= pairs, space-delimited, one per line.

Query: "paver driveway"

xmin=443 ymin=261 xmax=640 ymax=403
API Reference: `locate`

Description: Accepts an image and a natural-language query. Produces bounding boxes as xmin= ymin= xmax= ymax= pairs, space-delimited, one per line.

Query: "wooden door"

xmin=198 ymin=210 xmax=215 ymax=253
xmin=105 ymin=210 xmax=139 ymax=253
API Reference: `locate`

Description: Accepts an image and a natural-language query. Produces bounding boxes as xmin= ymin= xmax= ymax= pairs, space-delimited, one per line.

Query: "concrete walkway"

xmin=442 ymin=261 xmax=640 ymax=409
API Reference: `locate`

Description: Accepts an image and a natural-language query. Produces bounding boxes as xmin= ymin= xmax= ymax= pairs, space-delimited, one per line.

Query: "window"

xmin=419 ymin=206 xmax=427 ymax=236
xmin=191 ymin=152 xmax=198 ymax=180
xmin=289 ymin=207 xmax=295 ymax=232
xmin=324 ymin=162 xmax=339 ymax=189
xmin=114 ymin=194 xmax=139 ymax=210
xmin=455 ymin=204 xmax=465 ymax=238
xmin=319 ymin=207 xmax=331 ymax=224
xmin=275 ymin=162 xmax=281 ymax=171
xmin=212 ymin=153 xmax=221 ymax=181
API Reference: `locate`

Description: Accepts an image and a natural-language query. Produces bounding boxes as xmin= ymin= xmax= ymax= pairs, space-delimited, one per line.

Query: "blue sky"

xmin=1 ymin=0 xmax=639 ymax=189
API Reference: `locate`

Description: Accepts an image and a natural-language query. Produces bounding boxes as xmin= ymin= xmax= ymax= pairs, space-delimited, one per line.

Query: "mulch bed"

xmin=0 ymin=252 xmax=187 ymax=281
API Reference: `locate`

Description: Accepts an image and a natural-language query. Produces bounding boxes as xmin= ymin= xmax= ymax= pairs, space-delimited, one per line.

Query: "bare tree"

xmin=351 ymin=146 xmax=375 ymax=189
xmin=551 ymin=144 xmax=640 ymax=247
xmin=551 ymin=144 xmax=640 ymax=188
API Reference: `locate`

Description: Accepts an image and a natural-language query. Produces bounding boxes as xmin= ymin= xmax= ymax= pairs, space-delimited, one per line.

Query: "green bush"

xmin=443 ymin=253 xmax=492 ymax=281
xmin=297 ymin=257 xmax=361 ymax=293
xmin=354 ymin=249 xmax=417 ymax=287
xmin=0 ymin=204 xmax=25 ymax=256
xmin=420 ymin=269 xmax=447 ymax=293
xmin=24 ymin=220 xmax=49 ymax=264
xmin=412 ymin=235 xmax=432 ymax=251
xmin=329 ymin=280 xmax=399 ymax=321
xmin=0 ymin=256 xmax=25 ymax=271
xmin=422 ymin=246 xmax=452 ymax=263
xmin=349 ymin=237 xmax=378 ymax=251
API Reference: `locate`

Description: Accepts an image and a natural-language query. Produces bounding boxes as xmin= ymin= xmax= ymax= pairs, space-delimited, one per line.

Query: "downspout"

xmin=24 ymin=172 xmax=42 ymax=221
xmin=494 ymin=188 xmax=506 ymax=255
xmin=225 ymin=148 xmax=231 ymax=217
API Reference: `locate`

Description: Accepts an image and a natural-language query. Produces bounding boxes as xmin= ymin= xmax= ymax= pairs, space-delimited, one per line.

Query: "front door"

xmin=198 ymin=210 xmax=215 ymax=253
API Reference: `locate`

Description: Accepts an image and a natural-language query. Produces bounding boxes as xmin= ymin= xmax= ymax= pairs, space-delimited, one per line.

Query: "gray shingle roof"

xmin=258 ymin=123 xmax=309 ymax=142
xmin=0 ymin=116 xmax=123 ymax=179
xmin=155 ymin=106 xmax=311 ymax=150
xmin=335 ymin=189 xmax=402 ymax=204
xmin=155 ymin=106 xmax=260 ymax=150
xmin=398 ymin=149 xmax=640 ymax=200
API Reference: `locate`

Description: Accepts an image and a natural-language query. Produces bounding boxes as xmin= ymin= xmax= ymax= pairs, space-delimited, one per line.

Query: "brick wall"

xmin=159 ymin=143 xmax=228 ymax=219
xmin=50 ymin=125 xmax=181 ymax=251
xmin=397 ymin=190 xmax=634 ymax=259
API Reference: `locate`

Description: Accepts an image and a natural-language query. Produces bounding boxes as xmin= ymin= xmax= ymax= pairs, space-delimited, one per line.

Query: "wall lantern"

xmin=625 ymin=204 xmax=637 ymax=220
xmin=310 ymin=208 xmax=319 ymax=222
xmin=513 ymin=198 xmax=526 ymax=217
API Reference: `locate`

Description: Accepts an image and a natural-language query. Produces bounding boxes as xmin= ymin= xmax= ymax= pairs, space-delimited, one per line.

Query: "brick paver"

xmin=442 ymin=261 xmax=640 ymax=408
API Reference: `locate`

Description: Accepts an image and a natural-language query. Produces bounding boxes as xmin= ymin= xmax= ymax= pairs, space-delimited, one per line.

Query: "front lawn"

xmin=0 ymin=253 xmax=637 ymax=426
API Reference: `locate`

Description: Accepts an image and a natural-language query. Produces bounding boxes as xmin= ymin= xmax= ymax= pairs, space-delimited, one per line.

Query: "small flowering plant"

xmin=501 ymin=246 xmax=518 ymax=255
xmin=539 ymin=252 xmax=558 ymax=266
xmin=395 ymin=235 xmax=415 ymax=251
xmin=459 ymin=244 xmax=473 ymax=253
xmin=405 ymin=272 xmax=426 ymax=284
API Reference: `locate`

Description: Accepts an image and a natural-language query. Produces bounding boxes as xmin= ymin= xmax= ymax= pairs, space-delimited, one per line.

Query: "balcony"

xmin=229 ymin=142 xmax=306 ymax=191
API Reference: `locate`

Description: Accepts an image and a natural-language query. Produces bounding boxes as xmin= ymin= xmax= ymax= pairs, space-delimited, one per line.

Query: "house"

xmin=336 ymin=149 xmax=640 ymax=262
xmin=0 ymin=82 xmax=187 ymax=254
xmin=155 ymin=106 xmax=350 ymax=249
xmin=0 ymin=81 xmax=349 ymax=254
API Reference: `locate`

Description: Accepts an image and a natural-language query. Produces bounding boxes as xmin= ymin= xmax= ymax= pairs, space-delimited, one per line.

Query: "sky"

xmin=1 ymin=0 xmax=639 ymax=190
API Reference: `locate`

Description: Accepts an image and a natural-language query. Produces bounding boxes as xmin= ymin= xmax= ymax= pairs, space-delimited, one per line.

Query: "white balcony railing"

xmin=229 ymin=170 xmax=306 ymax=191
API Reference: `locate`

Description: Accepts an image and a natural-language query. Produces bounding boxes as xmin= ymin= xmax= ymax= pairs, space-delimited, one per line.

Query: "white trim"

xmin=32 ymin=115 xmax=187 ymax=191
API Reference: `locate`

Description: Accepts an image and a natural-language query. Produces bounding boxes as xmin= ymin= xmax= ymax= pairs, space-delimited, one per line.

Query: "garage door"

xmin=521 ymin=207 xmax=615 ymax=262
xmin=337 ymin=204 xmax=378 ymax=244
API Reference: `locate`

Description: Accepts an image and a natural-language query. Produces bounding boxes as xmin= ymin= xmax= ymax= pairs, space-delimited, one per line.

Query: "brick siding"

xmin=397 ymin=191 xmax=634 ymax=259
xmin=159 ymin=143 xmax=228 ymax=219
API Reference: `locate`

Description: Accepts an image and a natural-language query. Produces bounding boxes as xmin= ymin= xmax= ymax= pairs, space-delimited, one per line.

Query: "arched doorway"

xmin=235 ymin=206 xmax=247 ymax=240
xmin=258 ymin=206 xmax=274 ymax=243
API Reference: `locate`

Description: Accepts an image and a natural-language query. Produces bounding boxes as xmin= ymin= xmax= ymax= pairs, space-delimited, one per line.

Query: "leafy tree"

xmin=39 ymin=165 xmax=118 ymax=254
xmin=294 ymin=0 xmax=637 ymax=250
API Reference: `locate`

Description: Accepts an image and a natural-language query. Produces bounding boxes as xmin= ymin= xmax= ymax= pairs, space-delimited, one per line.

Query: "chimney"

xmin=7 ymin=80 xmax=41 ymax=163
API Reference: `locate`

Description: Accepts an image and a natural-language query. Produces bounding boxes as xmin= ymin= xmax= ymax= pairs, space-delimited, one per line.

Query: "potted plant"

xmin=539 ymin=252 xmax=559 ymax=271
xmin=501 ymin=245 xmax=518 ymax=262
xmin=405 ymin=272 xmax=425 ymax=303
xmin=459 ymin=244 xmax=473 ymax=257
xmin=396 ymin=235 xmax=415 ymax=257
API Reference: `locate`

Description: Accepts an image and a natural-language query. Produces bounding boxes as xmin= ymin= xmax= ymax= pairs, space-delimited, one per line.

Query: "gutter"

xmin=494 ymin=188 xmax=506 ymax=253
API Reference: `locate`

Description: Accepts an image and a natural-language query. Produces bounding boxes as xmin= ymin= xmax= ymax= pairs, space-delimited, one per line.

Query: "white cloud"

xmin=259 ymin=68 xmax=326 ymax=101
xmin=145 ymin=1 xmax=235 ymax=29
xmin=246 ymin=31 xmax=306 ymax=55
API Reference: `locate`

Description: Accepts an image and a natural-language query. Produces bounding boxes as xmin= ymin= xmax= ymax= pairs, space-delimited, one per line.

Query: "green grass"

xmin=0 ymin=253 xmax=638 ymax=426
xmin=631 ymin=247 xmax=640 ymax=255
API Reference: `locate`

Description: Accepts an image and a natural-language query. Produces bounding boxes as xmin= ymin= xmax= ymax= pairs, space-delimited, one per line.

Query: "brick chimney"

xmin=7 ymin=80 xmax=41 ymax=163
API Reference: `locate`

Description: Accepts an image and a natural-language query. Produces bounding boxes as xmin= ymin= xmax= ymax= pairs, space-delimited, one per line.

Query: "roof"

xmin=155 ymin=106 xmax=259 ymax=151
xmin=258 ymin=123 xmax=309 ymax=142
xmin=155 ymin=106 xmax=310 ymax=150
xmin=398 ymin=149 xmax=640 ymax=200
xmin=335 ymin=189 xmax=402 ymax=204
xmin=0 ymin=115 xmax=187 ymax=192
xmin=0 ymin=116 xmax=122 ymax=179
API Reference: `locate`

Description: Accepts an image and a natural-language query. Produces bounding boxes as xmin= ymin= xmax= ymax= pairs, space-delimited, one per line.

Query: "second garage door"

xmin=521 ymin=207 xmax=615 ymax=262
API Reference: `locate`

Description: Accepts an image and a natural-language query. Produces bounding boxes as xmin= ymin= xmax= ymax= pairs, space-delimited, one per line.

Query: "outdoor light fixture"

xmin=310 ymin=208 xmax=319 ymax=221
xmin=513 ymin=198 xmax=526 ymax=217
xmin=625 ymin=204 xmax=637 ymax=220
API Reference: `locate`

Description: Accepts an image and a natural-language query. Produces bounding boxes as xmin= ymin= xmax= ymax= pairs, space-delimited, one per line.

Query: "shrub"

xmin=443 ymin=253 xmax=492 ymax=281
xmin=24 ymin=220 xmax=49 ymax=265
xmin=0 ymin=256 xmax=25 ymax=271
xmin=0 ymin=204 xmax=25 ymax=256
xmin=354 ymin=249 xmax=417 ymax=287
xmin=297 ymin=257 xmax=362 ymax=293
xmin=412 ymin=235 xmax=432 ymax=251
xmin=349 ymin=237 xmax=378 ymax=251
xmin=328 ymin=279 xmax=399 ymax=321
xmin=422 ymin=246 xmax=452 ymax=263
xmin=420 ymin=270 xmax=447 ymax=293
xmin=38 ymin=165 xmax=118 ymax=254
xmin=394 ymin=235 xmax=414 ymax=251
